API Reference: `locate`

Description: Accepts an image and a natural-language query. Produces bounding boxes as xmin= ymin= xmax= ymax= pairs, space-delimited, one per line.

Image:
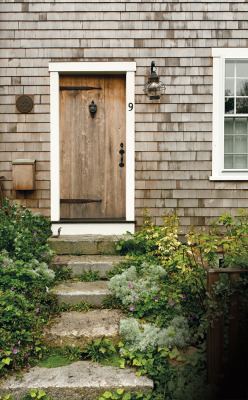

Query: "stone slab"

xmin=44 ymin=309 xmax=125 ymax=347
xmin=55 ymin=281 xmax=111 ymax=307
xmin=48 ymin=235 xmax=132 ymax=255
xmin=51 ymin=255 xmax=126 ymax=278
xmin=0 ymin=361 xmax=153 ymax=400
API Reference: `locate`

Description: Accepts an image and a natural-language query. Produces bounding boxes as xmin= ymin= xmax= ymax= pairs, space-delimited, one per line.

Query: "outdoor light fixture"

xmin=143 ymin=61 xmax=166 ymax=100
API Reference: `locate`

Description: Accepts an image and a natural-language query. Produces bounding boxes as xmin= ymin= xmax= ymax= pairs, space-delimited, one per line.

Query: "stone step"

xmin=44 ymin=309 xmax=125 ymax=348
xmin=0 ymin=361 xmax=153 ymax=400
xmin=48 ymin=234 xmax=131 ymax=256
xmin=54 ymin=281 xmax=110 ymax=307
xmin=51 ymin=255 xmax=126 ymax=278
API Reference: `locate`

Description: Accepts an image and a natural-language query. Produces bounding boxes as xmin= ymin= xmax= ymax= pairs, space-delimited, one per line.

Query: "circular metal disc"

xmin=16 ymin=95 xmax=34 ymax=113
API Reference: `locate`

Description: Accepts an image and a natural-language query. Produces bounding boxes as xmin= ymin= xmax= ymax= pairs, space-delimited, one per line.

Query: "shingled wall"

xmin=1 ymin=0 xmax=248 ymax=233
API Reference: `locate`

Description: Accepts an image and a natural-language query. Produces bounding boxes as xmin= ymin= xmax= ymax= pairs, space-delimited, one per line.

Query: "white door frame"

xmin=49 ymin=62 xmax=136 ymax=235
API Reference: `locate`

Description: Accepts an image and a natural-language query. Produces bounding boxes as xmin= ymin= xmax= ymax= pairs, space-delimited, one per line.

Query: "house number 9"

xmin=128 ymin=103 xmax=133 ymax=111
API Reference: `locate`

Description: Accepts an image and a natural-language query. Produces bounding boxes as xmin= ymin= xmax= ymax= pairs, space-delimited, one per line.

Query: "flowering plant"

xmin=0 ymin=201 xmax=56 ymax=377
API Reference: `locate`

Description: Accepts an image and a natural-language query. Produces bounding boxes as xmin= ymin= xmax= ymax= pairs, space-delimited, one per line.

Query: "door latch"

xmin=119 ymin=143 xmax=125 ymax=167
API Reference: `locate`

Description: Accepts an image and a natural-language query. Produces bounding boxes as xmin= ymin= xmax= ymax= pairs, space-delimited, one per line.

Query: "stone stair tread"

xmin=54 ymin=281 xmax=111 ymax=306
xmin=55 ymin=280 xmax=110 ymax=293
xmin=0 ymin=361 xmax=153 ymax=400
xmin=52 ymin=254 xmax=126 ymax=263
xmin=48 ymin=234 xmax=132 ymax=255
xmin=50 ymin=234 xmax=131 ymax=241
xmin=51 ymin=254 xmax=126 ymax=278
xmin=44 ymin=309 xmax=125 ymax=347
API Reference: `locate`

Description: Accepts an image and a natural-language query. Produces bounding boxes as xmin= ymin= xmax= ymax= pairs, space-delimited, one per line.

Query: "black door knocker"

xmin=89 ymin=100 xmax=97 ymax=118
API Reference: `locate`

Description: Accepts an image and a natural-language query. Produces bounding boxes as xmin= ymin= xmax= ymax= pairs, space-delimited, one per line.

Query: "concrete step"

xmin=44 ymin=309 xmax=125 ymax=348
xmin=0 ymin=361 xmax=153 ymax=400
xmin=48 ymin=234 xmax=131 ymax=256
xmin=54 ymin=281 xmax=111 ymax=307
xmin=51 ymin=254 xmax=126 ymax=278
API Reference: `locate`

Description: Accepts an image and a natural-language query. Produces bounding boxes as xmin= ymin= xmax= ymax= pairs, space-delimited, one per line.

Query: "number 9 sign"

xmin=128 ymin=103 xmax=133 ymax=111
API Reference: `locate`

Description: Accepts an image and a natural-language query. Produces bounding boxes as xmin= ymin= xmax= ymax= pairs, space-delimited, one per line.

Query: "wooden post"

xmin=207 ymin=269 xmax=223 ymax=385
xmin=229 ymin=272 xmax=240 ymax=372
xmin=207 ymin=268 xmax=248 ymax=389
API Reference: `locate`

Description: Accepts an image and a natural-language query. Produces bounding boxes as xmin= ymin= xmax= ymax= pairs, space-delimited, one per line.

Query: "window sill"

xmin=210 ymin=175 xmax=248 ymax=181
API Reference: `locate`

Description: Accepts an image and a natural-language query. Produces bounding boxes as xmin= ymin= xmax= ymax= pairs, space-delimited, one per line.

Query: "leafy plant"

xmin=0 ymin=201 xmax=56 ymax=377
xmin=82 ymin=337 xmax=117 ymax=363
xmin=101 ymin=294 xmax=125 ymax=310
xmin=94 ymin=390 xmax=152 ymax=400
xmin=112 ymin=208 xmax=248 ymax=399
xmin=119 ymin=316 xmax=191 ymax=352
xmin=0 ymin=199 xmax=52 ymax=263
xmin=64 ymin=345 xmax=83 ymax=362
xmin=76 ymin=269 xmax=100 ymax=282
xmin=0 ymin=391 xmax=50 ymax=400
xmin=53 ymin=264 xmax=72 ymax=284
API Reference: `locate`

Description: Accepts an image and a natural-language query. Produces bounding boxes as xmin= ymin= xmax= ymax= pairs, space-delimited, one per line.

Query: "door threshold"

xmin=58 ymin=219 xmax=131 ymax=223
xmin=51 ymin=221 xmax=136 ymax=235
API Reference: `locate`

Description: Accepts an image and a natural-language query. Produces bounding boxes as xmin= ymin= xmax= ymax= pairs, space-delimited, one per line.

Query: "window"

xmin=211 ymin=49 xmax=248 ymax=180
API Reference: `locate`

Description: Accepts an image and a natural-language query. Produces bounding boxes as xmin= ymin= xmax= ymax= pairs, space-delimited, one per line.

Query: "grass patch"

xmin=37 ymin=348 xmax=73 ymax=368
xmin=37 ymin=344 xmax=123 ymax=370
xmin=99 ymin=352 xmax=123 ymax=368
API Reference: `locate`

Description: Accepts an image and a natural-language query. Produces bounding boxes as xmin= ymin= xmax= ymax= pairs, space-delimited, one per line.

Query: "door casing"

xmin=49 ymin=62 xmax=136 ymax=235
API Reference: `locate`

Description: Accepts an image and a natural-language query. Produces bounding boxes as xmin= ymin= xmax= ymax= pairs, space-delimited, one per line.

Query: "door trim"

xmin=49 ymin=62 xmax=136 ymax=234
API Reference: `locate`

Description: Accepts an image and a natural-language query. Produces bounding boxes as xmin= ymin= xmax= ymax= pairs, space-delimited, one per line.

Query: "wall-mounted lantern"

xmin=143 ymin=61 xmax=166 ymax=100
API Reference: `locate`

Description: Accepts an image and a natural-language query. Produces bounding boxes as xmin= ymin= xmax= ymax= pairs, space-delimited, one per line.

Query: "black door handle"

xmin=119 ymin=143 xmax=125 ymax=167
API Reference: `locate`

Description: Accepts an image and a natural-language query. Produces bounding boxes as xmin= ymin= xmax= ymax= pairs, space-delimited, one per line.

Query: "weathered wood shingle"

xmin=1 ymin=1 xmax=248 ymax=229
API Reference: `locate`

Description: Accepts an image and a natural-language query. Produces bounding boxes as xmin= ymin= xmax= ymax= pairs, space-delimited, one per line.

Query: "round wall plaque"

xmin=16 ymin=95 xmax=33 ymax=113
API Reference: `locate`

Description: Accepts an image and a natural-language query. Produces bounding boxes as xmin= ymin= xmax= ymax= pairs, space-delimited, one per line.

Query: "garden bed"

xmin=1 ymin=202 xmax=248 ymax=400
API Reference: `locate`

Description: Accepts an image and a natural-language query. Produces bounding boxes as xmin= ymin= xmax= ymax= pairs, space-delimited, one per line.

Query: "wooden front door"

xmin=59 ymin=75 xmax=126 ymax=220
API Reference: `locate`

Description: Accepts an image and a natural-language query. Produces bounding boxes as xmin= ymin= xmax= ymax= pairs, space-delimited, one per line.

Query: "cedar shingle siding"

xmin=1 ymin=1 xmax=248 ymax=233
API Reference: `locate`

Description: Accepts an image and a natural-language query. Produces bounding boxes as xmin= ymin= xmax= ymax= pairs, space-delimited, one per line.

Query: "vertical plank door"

xmin=59 ymin=75 xmax=126 ymax=220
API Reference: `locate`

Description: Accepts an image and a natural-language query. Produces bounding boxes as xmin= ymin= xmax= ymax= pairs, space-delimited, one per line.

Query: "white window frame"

xmin=49 ymin=62 xmax=136 ymax=235
xmin=211 ymin=48 xmax=248 ymax=181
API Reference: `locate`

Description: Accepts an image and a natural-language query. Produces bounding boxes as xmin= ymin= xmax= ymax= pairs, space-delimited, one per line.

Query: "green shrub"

xmin=113 ymin=208 xmax=248 ymax=399
xmin=0 ymin=200 xmax=52 ymax=262
xmin=0 ymin=201 xmax=56 ymax=377
xmin=119 ymin=316 xmax=191 ymax=352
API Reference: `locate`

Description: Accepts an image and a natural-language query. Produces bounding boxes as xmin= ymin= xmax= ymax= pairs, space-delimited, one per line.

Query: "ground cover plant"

xmin=0 ymin=389 xmax=50 ymax=399
xmin=0 ymin=200 xmax=57 ymax=377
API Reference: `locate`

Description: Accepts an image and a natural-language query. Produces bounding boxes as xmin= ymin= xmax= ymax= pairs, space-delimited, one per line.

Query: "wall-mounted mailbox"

xmin=12 ymin=159 xmax=36 ymax=191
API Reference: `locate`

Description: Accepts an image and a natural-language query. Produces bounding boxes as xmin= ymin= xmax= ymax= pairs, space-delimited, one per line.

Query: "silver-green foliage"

xmin=1 ymin=252 xmax=55 ymax=282
xmin=119 ymin=316 xmax=191 ymax=351
xmin=109 ymin=264 xmax=167 ymax=305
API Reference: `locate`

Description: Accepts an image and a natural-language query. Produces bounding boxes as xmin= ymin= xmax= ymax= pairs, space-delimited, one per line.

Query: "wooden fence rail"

xmin=207 ymin=268 xmax=248 ymax=397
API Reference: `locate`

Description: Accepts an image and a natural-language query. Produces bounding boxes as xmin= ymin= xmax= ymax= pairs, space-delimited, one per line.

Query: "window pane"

xmin=225 ymin=60 xmax=235 ymax=77
xmin=235 ymin=135 xmax=247 ymax=153
xmin=235 ymin=118 xmax=247 ymax=134
xmin=224 ymin=117 xmax=248 ymax=170
xmin=236 ymin=79 xmax=248 ymax=96
xmin=224 ymin=118 xmax=234 ymax=134
xmin=234 ymin=155 xmax=247 ymax=169
xmin=225 ymin=98 xmax=234 ymax=114
xmin=224 ymin=136 xmax=233 ymax=153
xmin=236 ymin=61 xmax=248 ymax=78
xmin=225 ymin=78 xmax=234 ymax=96
xmin=224 ymin=155 xmax=233 ymax=169
xmin=236 ymin=98 xmax=248 ymax=114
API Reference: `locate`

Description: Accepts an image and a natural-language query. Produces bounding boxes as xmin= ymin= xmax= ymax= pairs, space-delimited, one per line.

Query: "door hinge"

xmin=60 ymin=86 xmax=102 ymax=91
